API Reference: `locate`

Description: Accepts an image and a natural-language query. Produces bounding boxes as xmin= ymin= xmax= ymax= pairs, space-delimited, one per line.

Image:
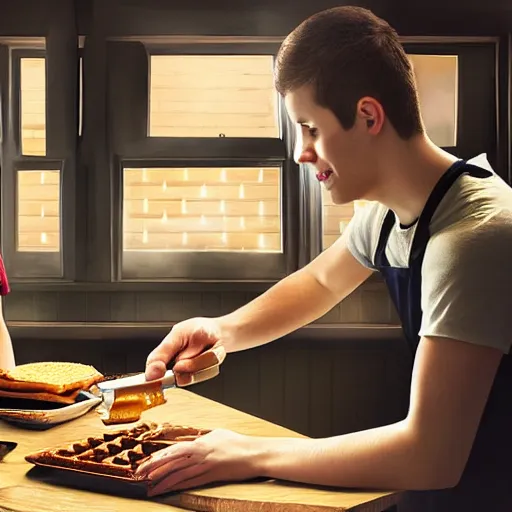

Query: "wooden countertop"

xmin=0 ymin=389 xmax=403 ymax=512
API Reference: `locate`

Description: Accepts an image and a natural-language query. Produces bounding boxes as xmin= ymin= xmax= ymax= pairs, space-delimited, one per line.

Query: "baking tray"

xmin=25 ymin=458 xmax=151 ymax=498
xmin=0 ymin=391 xmax=101 ymax=430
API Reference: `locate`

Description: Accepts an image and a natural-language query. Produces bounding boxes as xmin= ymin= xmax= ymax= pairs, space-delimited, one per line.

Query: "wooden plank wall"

xmin=11 ymin=335 xmax=412 ymax=437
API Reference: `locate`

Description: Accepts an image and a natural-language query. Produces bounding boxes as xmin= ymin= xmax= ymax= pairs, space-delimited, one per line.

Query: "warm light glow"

xmin=122 ymin=166 xmax=282 ymax=253
xmin=142 ymin=169 xmax=148 ymax=182
xmin=17 ymin=169 xmax=60 ymax=253
xmin=21 ymin=58 xmax=46 ymax=156
xmin=183 ymin=168 xmax=189 ymax=181
xmin=148 ymin=55 xmax=279 ymax=138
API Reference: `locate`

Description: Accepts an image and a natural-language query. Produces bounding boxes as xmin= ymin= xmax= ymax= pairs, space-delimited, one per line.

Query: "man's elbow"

xmin=410 ymin=453 xmax=464 ymax=490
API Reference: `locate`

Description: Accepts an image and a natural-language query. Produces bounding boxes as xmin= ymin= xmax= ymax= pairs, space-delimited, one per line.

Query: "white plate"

xmin=0 ymin=391 xmax=101 ymax=430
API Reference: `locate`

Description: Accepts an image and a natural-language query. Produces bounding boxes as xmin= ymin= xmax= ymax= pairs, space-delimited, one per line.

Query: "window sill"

xmin=8 ymin=275 xmax=386 ymax=293
xmin=7 ymin=321 xmax=402 ymax=342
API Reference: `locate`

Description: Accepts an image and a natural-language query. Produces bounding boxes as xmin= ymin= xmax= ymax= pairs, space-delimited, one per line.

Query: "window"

xmin=109 ymin=40 xmax=295 ymax=280
xmin=123 ymin=166 xmax=281 ymax=252
xmin=321 ymin=53 xmax=459 ymax=250
xmin=0 ymin=42 xmax=77 ymax=280
xmin=20 ymin=57 xmax=46 ymax=156
xmin=17 ymin=170 xmax=60 ymax=252
xmin=409 ymin=54 xmax=458 ymax=148
xmin=149 ymin=55 xmax=279 ymax=138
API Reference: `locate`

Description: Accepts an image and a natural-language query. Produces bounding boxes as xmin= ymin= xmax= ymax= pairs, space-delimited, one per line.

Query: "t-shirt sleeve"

xmin=0 ymin=254 xmax=10 ymax=296
xmin=419 ymin=218 xmax=512 ymax=354
xmin=345 ymin=201 xmax=386 ymax=270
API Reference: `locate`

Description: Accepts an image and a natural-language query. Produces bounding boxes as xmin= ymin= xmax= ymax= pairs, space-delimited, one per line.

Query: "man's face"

xmin=284 ymin=85 xmax=379 ymax=205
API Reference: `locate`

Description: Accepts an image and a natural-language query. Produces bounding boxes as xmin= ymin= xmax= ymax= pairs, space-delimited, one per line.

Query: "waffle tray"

xmin=25 ymin=421 xmax=210 ymax=497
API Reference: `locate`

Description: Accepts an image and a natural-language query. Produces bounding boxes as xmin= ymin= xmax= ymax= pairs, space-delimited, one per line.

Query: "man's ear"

xmin=356 ymin=96 xmax=384 ymax=134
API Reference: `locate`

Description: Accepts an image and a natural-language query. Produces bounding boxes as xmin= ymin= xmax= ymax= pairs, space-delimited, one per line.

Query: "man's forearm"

xmin=253 ymin=420 xmax=456 ymax=491
xmin=217 ymin=269 xmax=340 ymax=352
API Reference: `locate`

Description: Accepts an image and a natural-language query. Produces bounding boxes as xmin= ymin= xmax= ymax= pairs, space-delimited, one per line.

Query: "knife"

xmin=95 ymin=348 xmax=224 ymax=425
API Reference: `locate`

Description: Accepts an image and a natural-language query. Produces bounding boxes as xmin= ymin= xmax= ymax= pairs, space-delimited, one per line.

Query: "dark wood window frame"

xmin=0 ymin=43 xmax=78 ymax=280
xmin=107 ymin=39 xmax=301 ymax=282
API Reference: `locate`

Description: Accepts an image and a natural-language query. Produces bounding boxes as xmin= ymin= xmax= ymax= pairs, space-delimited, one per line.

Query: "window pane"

xmin=17 ymin=170 xmax=60 ymax=252
xmin=20 ymin=58 xmax=46 ymax=156
xmin=123 ymin=167 xmax=282 ymax=252
xmin=149 ymin=55 xmax=279 ymax=138
xmin=322 ymin=186 xmax=372 ymax=250
xmin=408 ymin=54 xmax=458 ymax=147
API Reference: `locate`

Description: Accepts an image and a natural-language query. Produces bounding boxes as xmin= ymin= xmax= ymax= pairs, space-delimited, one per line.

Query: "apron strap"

xmin=409 ymin=161 xmax=492 ymax=263
xmin=374 ymin=160 xmax=492 ymax=268
xmin=374 ymin=210 xmax=396 ymax=266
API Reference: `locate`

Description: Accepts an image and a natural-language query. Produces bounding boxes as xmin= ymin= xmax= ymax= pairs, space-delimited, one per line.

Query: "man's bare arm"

xmin=219 ymin=229 xmax=373 ymax=352
xmin=256 ymin=336 xmax=502 ymax=489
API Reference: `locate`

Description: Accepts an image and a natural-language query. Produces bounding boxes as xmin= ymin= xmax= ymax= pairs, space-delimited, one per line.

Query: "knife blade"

xmin=95 ymin=348 xmax=224 ymax=425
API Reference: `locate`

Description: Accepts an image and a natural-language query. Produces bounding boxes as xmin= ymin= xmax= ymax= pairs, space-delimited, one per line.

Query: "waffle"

xmin=25 ymin=421 xmax=211 ymax=479
xmin=0 ymin=362 xmax=104 ymax=395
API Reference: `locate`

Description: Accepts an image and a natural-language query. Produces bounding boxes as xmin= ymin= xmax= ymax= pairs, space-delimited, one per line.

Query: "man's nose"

xmin=295 ymin=147 xmax=317 ymax=165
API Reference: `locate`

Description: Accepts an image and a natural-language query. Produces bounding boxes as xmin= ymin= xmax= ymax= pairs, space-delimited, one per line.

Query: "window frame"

xmin=107 ymin=39 xmax=299 ymax=281
xmin=0 ymin=44 xmax=78 ymax=280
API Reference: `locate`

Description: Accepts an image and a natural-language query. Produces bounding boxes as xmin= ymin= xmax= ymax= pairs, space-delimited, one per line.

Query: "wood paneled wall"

xmin=11 ymin=334 xmax=412 ymax=437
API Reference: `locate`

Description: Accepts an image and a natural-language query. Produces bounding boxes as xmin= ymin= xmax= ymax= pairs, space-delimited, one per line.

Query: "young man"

xmin=140 ymin=7 xmax=512 ymax=511
xmin=0 ymin=253 xmax=14 ymax=370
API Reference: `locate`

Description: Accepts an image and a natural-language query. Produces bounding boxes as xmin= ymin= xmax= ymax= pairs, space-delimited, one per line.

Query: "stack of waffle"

xmin=0 ymin=362 xmax=104 ymax=405
xmin=25 ymin=421 xmax=210 ymax=478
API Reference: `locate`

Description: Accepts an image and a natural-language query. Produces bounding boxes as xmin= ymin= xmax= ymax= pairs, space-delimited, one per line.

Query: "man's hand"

xmin=145 ymin=317 xmax=226 ymax=380
xmin=136 ymin=429 xmax=265 ymax=496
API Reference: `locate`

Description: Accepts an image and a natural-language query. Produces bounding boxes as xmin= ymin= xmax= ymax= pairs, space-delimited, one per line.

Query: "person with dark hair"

xmin=139 ymin=7 xmax=512 ymax=511
xmin=0 ymin=253 xmax=14 ymax=370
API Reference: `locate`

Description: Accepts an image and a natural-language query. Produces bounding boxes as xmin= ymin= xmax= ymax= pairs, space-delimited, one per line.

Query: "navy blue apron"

xmin=374 ymin=159 xmax=512 ymax=511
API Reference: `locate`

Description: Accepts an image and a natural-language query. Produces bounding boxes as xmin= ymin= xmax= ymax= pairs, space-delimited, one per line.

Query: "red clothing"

xmin=0 ymin=254 xmax=10 ymax=296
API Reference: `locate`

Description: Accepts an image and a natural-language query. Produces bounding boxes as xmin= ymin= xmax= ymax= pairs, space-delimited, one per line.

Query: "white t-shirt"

xmin=346 ymin=155 xmax=512 ymax=354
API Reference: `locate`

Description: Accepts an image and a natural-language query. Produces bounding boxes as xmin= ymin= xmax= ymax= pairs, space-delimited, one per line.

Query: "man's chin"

xmin=329 ymin=190 xmax=356 ymax=206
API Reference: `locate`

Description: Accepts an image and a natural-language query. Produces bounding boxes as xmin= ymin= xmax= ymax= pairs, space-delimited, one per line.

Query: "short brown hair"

xmin=274 ymin=6 xmax=423 ymax=139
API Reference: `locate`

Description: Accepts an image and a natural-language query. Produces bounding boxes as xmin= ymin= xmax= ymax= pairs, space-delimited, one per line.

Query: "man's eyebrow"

xmin=297 ymin=118 xmax=310 ymax=126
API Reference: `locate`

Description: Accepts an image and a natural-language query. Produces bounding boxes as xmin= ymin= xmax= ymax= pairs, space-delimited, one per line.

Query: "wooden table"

xmin=0 ymin=389 xmax=403 ymax=512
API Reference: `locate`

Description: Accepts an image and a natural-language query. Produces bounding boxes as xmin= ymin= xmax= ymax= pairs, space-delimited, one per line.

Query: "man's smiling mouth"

xmin=316 ymin=169 xmax=334 ymax=182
